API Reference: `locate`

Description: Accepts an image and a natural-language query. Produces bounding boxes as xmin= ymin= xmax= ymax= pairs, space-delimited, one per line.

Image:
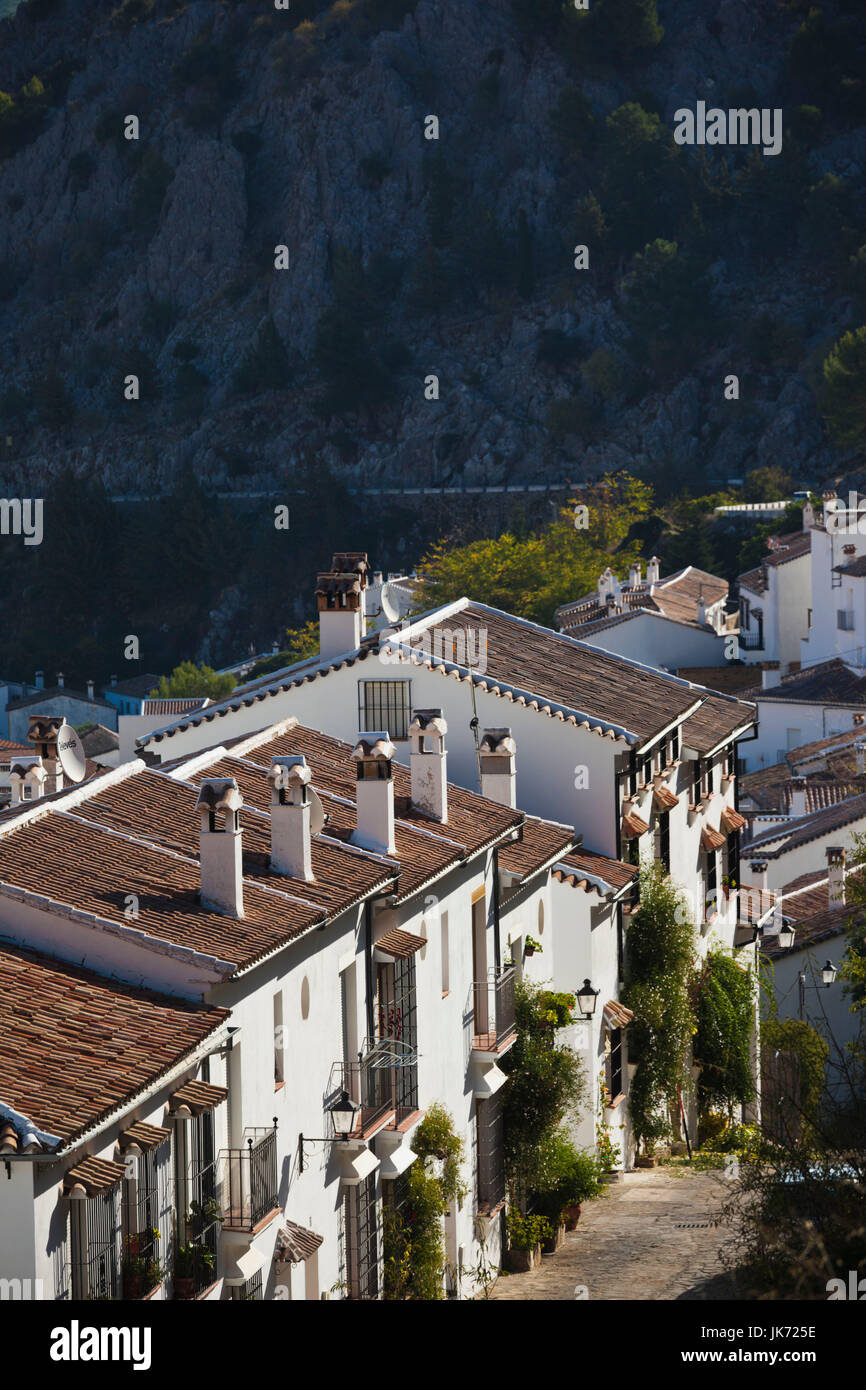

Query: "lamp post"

xmin=299 ymin=1090 xmax=361 ymax=1172
xmin=798 ymin=961 xmax=837 ymax=1021
xmin=576 ymin=978 xmax=599 ymax=1020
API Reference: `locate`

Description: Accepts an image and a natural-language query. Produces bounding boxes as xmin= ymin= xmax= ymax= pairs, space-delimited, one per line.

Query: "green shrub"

xmin=820 ymin=326 xmax=866 ymax=450
xmin=692 ymin=950 xmax=756 ymax=1116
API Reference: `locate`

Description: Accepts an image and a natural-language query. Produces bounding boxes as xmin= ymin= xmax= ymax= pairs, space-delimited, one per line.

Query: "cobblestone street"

xmin=488 ymin=1167 xmax=740 ymax=1301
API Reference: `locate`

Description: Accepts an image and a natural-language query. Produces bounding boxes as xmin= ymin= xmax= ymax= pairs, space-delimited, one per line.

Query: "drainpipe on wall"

xmin=492 ymin=848 xmax=501 ymax=973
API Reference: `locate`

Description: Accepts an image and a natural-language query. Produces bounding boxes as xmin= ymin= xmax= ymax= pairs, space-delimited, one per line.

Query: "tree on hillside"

xmin=820 ymin=326 xmax=866 ymax=451
xmin=410 ymin=473 xmax=652 ymax=627
xmin=150 ymin=661 xmax=236 ymax=701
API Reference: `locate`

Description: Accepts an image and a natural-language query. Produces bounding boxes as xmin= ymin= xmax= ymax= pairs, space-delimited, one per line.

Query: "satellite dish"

xmin=56 ymin=723 xmax=87 ymax=784
xmin=309 ymin=787 xmax=326 ymax=836
xmin=380 ymin=581 xmax=403 ymax=625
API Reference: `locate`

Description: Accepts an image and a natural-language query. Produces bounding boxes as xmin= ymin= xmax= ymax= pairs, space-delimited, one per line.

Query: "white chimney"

xmin=629 ymin=560 xmax=642 ymax=590
xmin=86 ymin=679 xmax=95 ymax=702
xmin=196 ymin=778 xmax=244 ymax=917
xmin=761 ymin=663 xmax=776 ymax=690
xmin=749 ymin=859 xmax=768 ymax=894
xmin=408 ymin=709 xmax=448 ymax=822
xmin=827 ymin=845 xmax=846 ymax=907
xmin=352 ymin=733 xmax=396 ymax=855
xmin=27 ymin=716 xmax=65 ymax=793
xmin=697 ymin=594 xmax=707 ymax=626
xmin=56 ymin=672 xmax=64 ymax=690
xmin=479 ymin=728 xmax=517 ymax=808
xmin=110 ymin=674 xmax=118 ymax=687
xmin=790 ymin=776 xmax=807 ymax=819
xmin=646 ymin=556 xmax=660 ymax=588
xmin=34 ymin=670 xmax=44 ymax=690
xmin=267 ymin=755 xmax=315 ymax=881
xmin=802 ymin=498 xmax=815 ymax=530
xmin=9 ymin=755 xmax=46 ymax=806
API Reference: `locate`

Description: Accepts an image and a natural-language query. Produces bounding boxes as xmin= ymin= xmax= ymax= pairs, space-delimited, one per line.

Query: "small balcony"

xmin=338 ymin=1038 xmax=420 ymax=1138
xmin=739 ymin=629 xmax=763 ymax=650
xmin=468 ymin=967 xmax=517 ymax=1056
xmin=219 ymin=1126 xmax=279 ymax=1232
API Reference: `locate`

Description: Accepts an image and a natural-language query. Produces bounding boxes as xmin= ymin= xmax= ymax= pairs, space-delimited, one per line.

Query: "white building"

xmin=742 ymin=659 xmax=866 ymax=773
xmin=800 ymin=492 xmax=866 ymax=672
xmin=737 ymin=529 xmax=812 ymax=674
xmin=555 ymin=560 xmax=733 ymax=668
xmin=743 ymin=791 xmax=866 ymax=893
xmin=118 ymin=699 xmax=211 ymax=762
xmin=138 ymin=554 xmax=765 ymax=1151
xmin=0 ymin=703 xmax=600 ymax=1301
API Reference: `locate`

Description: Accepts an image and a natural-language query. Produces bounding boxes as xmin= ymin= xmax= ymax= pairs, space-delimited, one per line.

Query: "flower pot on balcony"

xmin=123 ymin=1274 xmax=142 ymax=1301
xmin=601 ymin=1169 xmax=621 ymax=1186
xmin=564 ymin=1203 xmax=582 ymax=1231
xmin=541 ymin=1223 xmax=566 ymax=1254
xmin=174 ymin=1277 xmax=195 ymax=1301
xmin=505 ymin=1243 xmax=541 ymax=1273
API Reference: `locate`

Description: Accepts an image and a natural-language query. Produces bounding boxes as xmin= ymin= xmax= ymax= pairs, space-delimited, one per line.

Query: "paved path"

xmin=488 ymin=1167 xmax=740 ymax=1301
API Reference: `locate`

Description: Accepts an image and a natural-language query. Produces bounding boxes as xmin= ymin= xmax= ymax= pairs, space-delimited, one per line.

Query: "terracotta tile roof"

xmin=78 ymin=724 xmax=119 ymax=758
xmin=0 ymin=811 xmax=325 ymax=969
xmin=169 ymin=1079 xmax=227 ymax=1114
xmin=142 ymin=699 xmax=211 ymax=716
xmin=276 ymin=1220 xmax=324 ymax=1264
xmin=0 ymin=941 xmax=228 ymax=1145
xmin=375 ymin=928 xmax=426 ymax=958
xmin=553 ymin=846 xmax=638 ymax=896
xmin=746 ymin=792 xmax=866 ymax=858
xmin=653 ymin=784 xmax=679 ymax=811
xmin=63 ymin=1155 xmax=128 ymax=1195
xmin=497 ymin=815 xmax=574 ymax=882
xmin=120 ymin=1121 xmax=170 ymax=1152
xmin=681 ymin=693 xmax=755 ymax=754
xmin=6 ymin=687 xmax=116 ymax=712
xmin=758 ymin=658 xmax=866 ymax=706
xmin=622 ymin=811 xmax=649 ymax=840
xmin=74 ymin=769 xmax=394 ymax=918
xmin=676 ymin=666 xmax=762 ymax=697
xmin=0 ymin=740 xmax=31 ymax=757
xmin=720 ymin=806 xmax=746 ymax=833
xmin=738 ymin=566 xmax=767 ymax=596
xmin=761 ymin=871 xmax=861 ymax=959
xmin=556 ymin=567 xmax=728 ymax=635
xmin=106 ymin=674 xmax=162 ymax=698
xmin=701 ymin=826 xmax=726 ymax=851
xmin=834 ymin=555 xmax=866 ymax=578
xmin=603 ymin=1000 xmax=635 ymax=1028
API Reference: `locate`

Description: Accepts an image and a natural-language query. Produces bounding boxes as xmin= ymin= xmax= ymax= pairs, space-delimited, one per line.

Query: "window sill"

xmin=606 ymin=1093 xmax=626 ymax=1111
xmin=441 ymin=990 xmax=450 ymax=999
xmin=274 ymin=1081 xmax=285 ymax=1093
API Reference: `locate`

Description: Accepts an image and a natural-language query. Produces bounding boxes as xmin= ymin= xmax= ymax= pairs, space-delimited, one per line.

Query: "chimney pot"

xmin=789 ymin=776 xmax=807 ymax=819
xmin=408 ymin=709 xmax=448 ymax=822
xmin=195 ymin=778 xmax=245 ymax=917
xmin=34 ymin=670 xmax=44 ymax=690
xmin=352 ymin=732 xmax=396 ymax=855
xmin=110 ymin=675 xmax=118 ymax=687
xmin=749 ymin=859 xmax=769 ymax=895
xmin=86 ymin=679 xmax=95 ymax=702
xmin=826 ymin=845 xmax=846 ymax=907
xmin=56 ymin=672 xmax=64 ymax=690
xmin=479 ymin=728 xmax=517 ymax=808
xmin=9 ymin=755 xmax=46 ymax=806
xmin=267 ymin=755 xmax=315 ymax=880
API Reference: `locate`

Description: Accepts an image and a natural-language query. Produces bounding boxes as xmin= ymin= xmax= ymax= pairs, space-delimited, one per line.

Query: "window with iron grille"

xmin=122 ymin=1140 xmax=168 ymax=1282
xmin=376 ymin=955 xmax=419 ymax=1114
xmin=693 ymin=757 xmax=702 ymax=802
xmin=344 ymin=1172 xmax=379 ymax=1300
xmin=627 ymin=757 xmax=637 ymax=797
xmin=231 ymin=1270 xmax=263 ymax=1301
xmin=358 ymin=681 xmax=411 ymax=740
xmin=181 ymin=1107 xmax=219 ymax=1292
xmin=476 ymin=1091 xmax=505 ymax=1212
xmin=656 ymin=811 xmax=670 ymax=873
xmin=726 ymin=830 xmax=740 ymax=887
xmin=606 ymin=1028 xmax=624 ymax=1101
xmin=706 ymin=849 xmax=718 ymax=903
xmin=669 ymin=726 xmax=680 ymax=763
xmin=70 ymin=1185 xmax=121 ymax=1301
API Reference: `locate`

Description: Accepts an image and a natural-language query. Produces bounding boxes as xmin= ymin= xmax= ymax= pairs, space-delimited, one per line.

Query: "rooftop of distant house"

xmin=104 ymin=673 xmax=162 ymax=699
xmin=555 ymin=562 xmax=729 ymax=638
xmin=737 ymin=530 xmax=812 ymax=596
xmin=756 ymin=658 xmax=866 ymax=706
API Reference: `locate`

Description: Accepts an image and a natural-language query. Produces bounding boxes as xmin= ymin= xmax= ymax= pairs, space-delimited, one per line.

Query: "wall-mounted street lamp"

xmin=576 ymin=979 xmax=600 ymax=1020
xmin=798 ymin=962 xmax=837 ymax=1021
xmin=777 ymin=922 xmax=796 ymax=950
xmin=299 ymin=1090 xmax=360 ymax=1173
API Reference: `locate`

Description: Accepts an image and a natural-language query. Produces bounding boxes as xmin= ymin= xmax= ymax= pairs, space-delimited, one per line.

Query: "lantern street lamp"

xmin=576 ymin=978 xmax=600 ymax=1020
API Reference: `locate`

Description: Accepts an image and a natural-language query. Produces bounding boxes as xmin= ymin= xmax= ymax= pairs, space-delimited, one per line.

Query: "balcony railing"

xmin=739 ymin=630 xmax=763 ymax=650
xmin=339 ymin=1038 xmax=419 ymax=1134
xmin=470 ymin=966 xmax=517 ymax=1052
xmin=219 ymin=1127 xmax=279 ymax=1231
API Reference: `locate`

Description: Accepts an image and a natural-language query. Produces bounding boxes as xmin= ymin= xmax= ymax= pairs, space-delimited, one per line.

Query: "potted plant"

xmin=504 ymin=1210 xmax=551 ymax=1272
xmin=523 ymin=935 xmax=543 ymax=959
xmin=173 ymin=1243 xmax=197 ymax=1300
xmin=122 ymin=1230 xmax=162 ymax=1300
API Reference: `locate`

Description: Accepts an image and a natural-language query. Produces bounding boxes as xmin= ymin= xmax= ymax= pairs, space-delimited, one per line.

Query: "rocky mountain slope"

xmin=0 ymin=0 xmax=864 ymax=501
